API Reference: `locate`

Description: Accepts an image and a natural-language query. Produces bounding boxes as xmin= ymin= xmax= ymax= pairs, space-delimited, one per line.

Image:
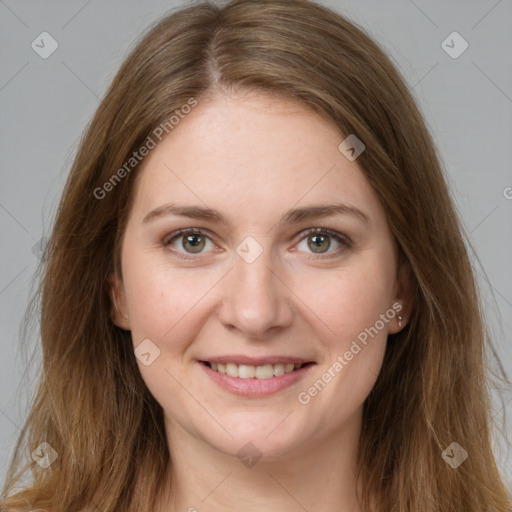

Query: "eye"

xmin=163 ymin=228 xmax=217 ymax=257
xmin=163 ymin=227 xmax=351 ymax=260
xmin=294 ymin=228 xmax=350 ymax=258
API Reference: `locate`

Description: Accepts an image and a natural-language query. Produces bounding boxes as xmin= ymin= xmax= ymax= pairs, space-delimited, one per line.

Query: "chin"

xmin=197 ymin=414 xmax=311 ymax=462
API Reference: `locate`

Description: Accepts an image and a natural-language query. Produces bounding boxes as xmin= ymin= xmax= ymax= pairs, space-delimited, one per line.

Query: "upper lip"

xmin=199 ymin=355 xmax=314 ymax=366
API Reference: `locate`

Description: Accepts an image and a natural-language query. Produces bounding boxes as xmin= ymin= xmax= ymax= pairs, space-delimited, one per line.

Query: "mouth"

xmin=199 ymin=360 xmax=314 ymax=380
xmin=199 ymin=359 xmax=316 ymax=397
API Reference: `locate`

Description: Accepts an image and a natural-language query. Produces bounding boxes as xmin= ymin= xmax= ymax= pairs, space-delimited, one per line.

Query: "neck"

xmin=158 ymin=408 xmax=366 ymax=512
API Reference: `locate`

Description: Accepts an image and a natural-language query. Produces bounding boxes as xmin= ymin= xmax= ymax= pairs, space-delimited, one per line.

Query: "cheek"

xmin=292 ymin=255 xmax=396 ymax=344
xmin=121 ymin=254 xmax=215 ymax=406
xmin=123 ymin=241 xmax=396 ymax=350
xmin=293 ymin=268 xmax=392 ymax=429
xmin=122 ymin=250 xmax=219 ymax=343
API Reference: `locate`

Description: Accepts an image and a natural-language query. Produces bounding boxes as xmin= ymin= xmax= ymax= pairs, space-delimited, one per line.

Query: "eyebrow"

xmin=142 ymin=202 xmax=370 ymax=227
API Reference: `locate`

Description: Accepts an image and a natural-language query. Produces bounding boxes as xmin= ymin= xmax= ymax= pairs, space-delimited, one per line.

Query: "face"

xmin=109 ymin=90 xmax=409 ymax=461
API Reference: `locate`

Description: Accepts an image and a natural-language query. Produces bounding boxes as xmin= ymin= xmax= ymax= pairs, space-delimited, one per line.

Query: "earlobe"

xmin=387 ymin=303 xmax=406 ymax=335
xmin=390 ymin=260 xmax=414 ymax=334
xmin=108 ymin=273 xmax=131 ymax=330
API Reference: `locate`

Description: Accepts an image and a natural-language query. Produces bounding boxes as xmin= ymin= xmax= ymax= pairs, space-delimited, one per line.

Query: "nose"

xmin=216 ymin=247 xmax=294 ymax=339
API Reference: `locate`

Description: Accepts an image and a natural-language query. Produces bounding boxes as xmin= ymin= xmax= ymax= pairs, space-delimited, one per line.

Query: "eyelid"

xmin=163 ymin=227 xmax=215 ymax=245
xmin=292 ymin=227 xmax=352 ymax=259
xmin=163 ymin=226 xmax=351 ymax=258
xmin=162 ymin=227 xmax=219 ymax=260
xmin=297 ymin=227 xmax=352 ymax=246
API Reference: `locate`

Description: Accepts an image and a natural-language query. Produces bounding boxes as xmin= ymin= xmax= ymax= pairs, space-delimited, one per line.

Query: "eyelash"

xmin=163 ymin=227 xmax=351 ymax=261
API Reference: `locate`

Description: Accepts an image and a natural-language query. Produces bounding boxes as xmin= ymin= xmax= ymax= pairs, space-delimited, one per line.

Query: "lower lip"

xmin=199 ymin=362 xmax=315 ymax=397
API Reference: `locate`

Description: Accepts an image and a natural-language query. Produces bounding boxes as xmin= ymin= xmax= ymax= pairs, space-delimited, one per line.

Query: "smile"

xmin=201 ymin=361 xmax=307 ymax=380
xmin=198 ymin=360 xmax=316 ymax=397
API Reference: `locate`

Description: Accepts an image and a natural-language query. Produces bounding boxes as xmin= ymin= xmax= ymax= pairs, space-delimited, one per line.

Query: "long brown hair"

xmin=2 ymin=0 xmax=511 ymax=510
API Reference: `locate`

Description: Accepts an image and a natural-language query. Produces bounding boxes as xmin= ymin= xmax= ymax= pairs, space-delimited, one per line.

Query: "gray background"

xmin=1 ymin=0 xmax=511 ymax=489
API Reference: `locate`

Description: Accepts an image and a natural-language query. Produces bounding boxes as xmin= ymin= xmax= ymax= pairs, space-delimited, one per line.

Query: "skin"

xmin=110 ymin=90 xmax=411 ymax=512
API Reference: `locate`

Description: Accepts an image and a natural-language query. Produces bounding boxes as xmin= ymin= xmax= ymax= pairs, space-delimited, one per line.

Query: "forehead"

xmin=128 ymin=91 xmax=384 ymax=228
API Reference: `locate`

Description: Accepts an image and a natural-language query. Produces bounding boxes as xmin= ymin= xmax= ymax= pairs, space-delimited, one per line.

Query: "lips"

xmin=199 ymin=358 xmax=315 ymax=397
xmin=198 ymin=355 xmax=315 ymax=381
xmin=201 ymin=361 xmax=309 ymax=379
xmin=203 ymin=355 xmax=312 ymax=364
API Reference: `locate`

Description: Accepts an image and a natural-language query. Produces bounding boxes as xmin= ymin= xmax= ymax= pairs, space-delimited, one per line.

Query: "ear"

xmin=107 ymin=272 xmax=131 ymax=330
xmin=388 ymin=259 xmax=414 ymax=335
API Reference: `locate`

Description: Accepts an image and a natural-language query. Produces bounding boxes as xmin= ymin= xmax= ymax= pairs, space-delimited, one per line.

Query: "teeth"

xmin=207 ymin=361 xmax=305 ymax=379
xmin=226 ymin=363 xmax=239 ymax=378
xmin=255 ymin=364 xmax=274 ymax=379
xmin=273 ymin=364 xmax=285 ymax=377
xmin=239 ymin=364 xmax=255 ymax=379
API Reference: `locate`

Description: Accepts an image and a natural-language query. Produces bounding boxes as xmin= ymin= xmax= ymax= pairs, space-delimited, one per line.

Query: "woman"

xmin=1 ymin=0 xmax=511 ymax=510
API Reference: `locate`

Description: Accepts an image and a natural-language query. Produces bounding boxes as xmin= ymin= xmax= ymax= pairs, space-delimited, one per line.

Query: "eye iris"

xmin=183 ymin=234 xmax=205 ymax=253
xmin=175 ymin=232 xmax=336 ymax=255
xmin=308 ymin=234 xmax=330 ymax=253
